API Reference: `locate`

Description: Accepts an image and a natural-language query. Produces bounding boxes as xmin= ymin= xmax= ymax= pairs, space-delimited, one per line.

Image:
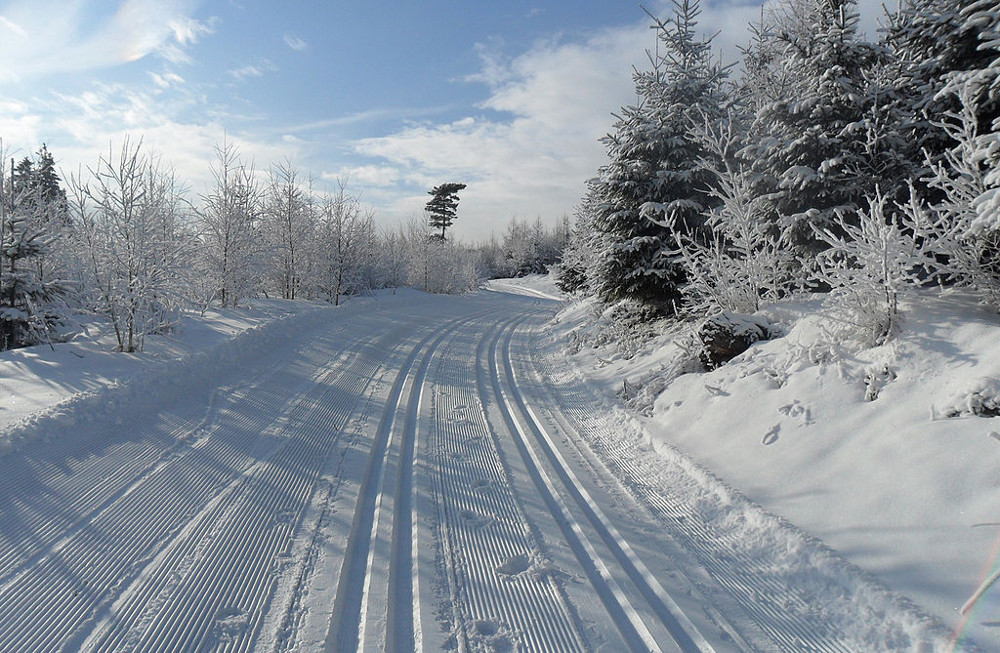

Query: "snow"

xmin=0 ymin=276 xmax=997 ymax=650
xmin=552 ymin=280 xmax=1000 ymax=651
xmin=0 ymin=298 xmax=331 ymax=456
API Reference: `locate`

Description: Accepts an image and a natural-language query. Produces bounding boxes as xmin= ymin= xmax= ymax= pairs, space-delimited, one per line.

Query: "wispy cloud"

xmin=0 ymin=14 xmax=27 ymax=40
xmin=283 ymin=31 xmax=308 ymax=51
xmin=227 ymin=59 xmax=277 ymax=82
xmin=281 ymin=105 xmax=459 ymax=134
xmin=0 ymin=0 xmax=213 ymax=82
xmin=149 ymin=71 xmax=186 ymax=88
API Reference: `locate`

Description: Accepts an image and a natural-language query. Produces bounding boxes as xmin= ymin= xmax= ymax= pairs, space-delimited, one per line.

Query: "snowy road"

xmin=0 ymin=288 xmax=943 ymax=651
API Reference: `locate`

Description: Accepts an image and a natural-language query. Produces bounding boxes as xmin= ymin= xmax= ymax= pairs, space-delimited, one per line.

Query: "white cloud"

xmin=149 ymin=71 xmax=186 ymax=88
xmin=354 ymin=22 xmax=647 ymax=239
xmin=0 ymin=14 xmax=27 ymax=40
xmin=227 ymin=59 xmax=277 ymax=81
xmin=323 ymin=165 xmax=402 ymax=188
xmin=284 ymin=32 xmax=308 ymax=51
xmin=0 ymin=0 xmax=211 ymax=82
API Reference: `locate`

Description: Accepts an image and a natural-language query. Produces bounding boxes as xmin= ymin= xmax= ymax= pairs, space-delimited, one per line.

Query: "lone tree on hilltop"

xmin=426 ymin=182 xmax=466 ymax=240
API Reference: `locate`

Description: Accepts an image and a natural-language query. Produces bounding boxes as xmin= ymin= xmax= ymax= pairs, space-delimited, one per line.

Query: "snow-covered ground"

xmin=550 ymin=276 xmax=1000 ymax=652
xmin=0 ymin=280 xmax=992 ymax=651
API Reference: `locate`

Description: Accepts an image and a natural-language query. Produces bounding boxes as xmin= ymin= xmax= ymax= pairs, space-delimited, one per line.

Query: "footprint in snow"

xmin=471 ymin=620 xmax=514 ymax=652
xmin=458 ymin=509 xmax=493 ymax=530
xmin=212 ymin=607 xmax=249 ymax=643
xmin=471 ymin=478 xmax=494 ymax=494
xmin=495 ymin=553 xmax=531 ymax=577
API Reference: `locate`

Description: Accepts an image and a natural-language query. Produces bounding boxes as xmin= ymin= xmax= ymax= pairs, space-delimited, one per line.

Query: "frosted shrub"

xmin=674 ymin=113 xmax=796 ymax=316
xmin=70 ymin=138 xmax=194 ymax=352
xmin=813 ymin=189 xmax=942 ymax=346
xmin=916 ymin=88 xmax=1000 ymax=308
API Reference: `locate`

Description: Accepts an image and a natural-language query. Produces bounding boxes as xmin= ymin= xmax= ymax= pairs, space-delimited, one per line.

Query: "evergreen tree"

xmin=885 ymin=0 xmax=995 ymax=171
xmin=0 ymin=152 xmax=68 ymax=350
xmin=556 ymin=185 xmax=603 ymax=294
xmin=588 ymin=0 xmax=727 ymax=311
xmin=425 ymin=182 xmax=466 ymax=240
xmin=743 ymin=0 xmax=882 ymax=264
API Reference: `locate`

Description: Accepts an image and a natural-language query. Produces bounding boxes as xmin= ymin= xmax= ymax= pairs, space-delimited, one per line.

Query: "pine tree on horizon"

xmin=426 ymin=182 xmax=466 ymax=240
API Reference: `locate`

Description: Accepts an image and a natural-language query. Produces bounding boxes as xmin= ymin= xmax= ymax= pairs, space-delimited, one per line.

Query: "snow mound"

xmin=937 ymin=376 xmax=1000 ymax=418
xmin=555 ymin=288 xmax=1000 ymax=651
xmin=0 ymin=302 xmax=333 ymax=457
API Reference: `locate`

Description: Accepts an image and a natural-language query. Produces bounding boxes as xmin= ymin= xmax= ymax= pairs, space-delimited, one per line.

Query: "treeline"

xmin=558 ymin=0 xmax=1000 ymax=345
xmin=0 ymin=136 xmax=565 ymax=352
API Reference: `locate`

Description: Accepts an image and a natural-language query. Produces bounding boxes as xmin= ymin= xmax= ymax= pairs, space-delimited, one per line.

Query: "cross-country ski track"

xmin=0 ymin=286 xmax=954 ymax=652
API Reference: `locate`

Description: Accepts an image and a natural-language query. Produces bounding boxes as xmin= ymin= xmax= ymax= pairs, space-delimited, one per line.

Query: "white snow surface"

xmin=0 ymin=279 xmax=994 ymax=651
xmin=556 ymin=282 xmax=1000 ymax=652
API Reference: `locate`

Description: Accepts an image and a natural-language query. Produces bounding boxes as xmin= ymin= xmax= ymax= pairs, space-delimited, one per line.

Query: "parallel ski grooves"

xmin=324 ymin=309 xmax=495 ymax=652
xmin=516 ymin=318 xmax=854 ymax=653
xmin=427 ymin=314 xmax=584 ymax=651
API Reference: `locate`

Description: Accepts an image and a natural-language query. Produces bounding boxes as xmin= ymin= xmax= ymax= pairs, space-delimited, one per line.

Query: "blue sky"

xmin=0 ymin=0 xmax=881 ymax=240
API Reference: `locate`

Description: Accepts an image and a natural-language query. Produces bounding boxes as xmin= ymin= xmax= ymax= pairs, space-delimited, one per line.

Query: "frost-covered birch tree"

xmin=199 ymin=139 xmax=262 ymax=309
xmin=70 ymin=138 xmax=192 ymax=352
xmin=315 ymin=182 xmax=375 ymax=305
xmin=263 ymin=161 xmax=311 ymax=300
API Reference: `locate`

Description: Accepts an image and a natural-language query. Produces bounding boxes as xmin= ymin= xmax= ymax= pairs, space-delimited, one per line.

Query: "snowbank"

xmin=553 ymin=286 xmax=1000 ymax=651
xmin=0 ymin=299 xmax=336 ymax=456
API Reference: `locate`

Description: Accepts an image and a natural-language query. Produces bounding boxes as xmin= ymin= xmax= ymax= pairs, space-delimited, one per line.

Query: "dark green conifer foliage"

xmin=426 ymin=182 xmax=467 ymax=240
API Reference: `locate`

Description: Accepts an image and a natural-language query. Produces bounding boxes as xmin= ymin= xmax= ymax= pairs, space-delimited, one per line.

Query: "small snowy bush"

xmin=937 ymin=377 xmax=1000 ymax=418
xmin=674 ymin=113 xmax=797 ymax=317
xmin=813 ymin=189 xmax=943 ymax=347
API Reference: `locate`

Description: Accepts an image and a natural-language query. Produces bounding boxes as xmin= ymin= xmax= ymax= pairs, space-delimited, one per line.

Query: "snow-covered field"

xmin=0 ymin=279 xmax=992 ymax=651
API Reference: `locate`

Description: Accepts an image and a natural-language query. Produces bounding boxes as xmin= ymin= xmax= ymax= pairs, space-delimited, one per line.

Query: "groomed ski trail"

xmin=0 ymin=287 xmax=951 ymax=652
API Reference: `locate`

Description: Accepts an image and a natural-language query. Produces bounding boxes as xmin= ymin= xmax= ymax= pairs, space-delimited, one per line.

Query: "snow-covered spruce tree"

xmin=0 ymin=145 xmax=70 ymax=349
xmin=743 ymin=0 xmax=883 ymax=266
xmin=589 ymin=0 xmax=728 ymax=313
xmin=672 ymin=111 xmax=797 ymax=315
xmin=199 ymin=139 xmax=263 ymax=309
xmin=941 ymin=0 xmax=1000 ymax=294
xmin=555 ymin=185 xmax=602 ymax=294
xmin=884 ymin=0 xmax=993 ymax=174
xmin=70 ymin=138 xmax=193 ymax=352
xmin=10 ymin=144 xmax=73 ymax=289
